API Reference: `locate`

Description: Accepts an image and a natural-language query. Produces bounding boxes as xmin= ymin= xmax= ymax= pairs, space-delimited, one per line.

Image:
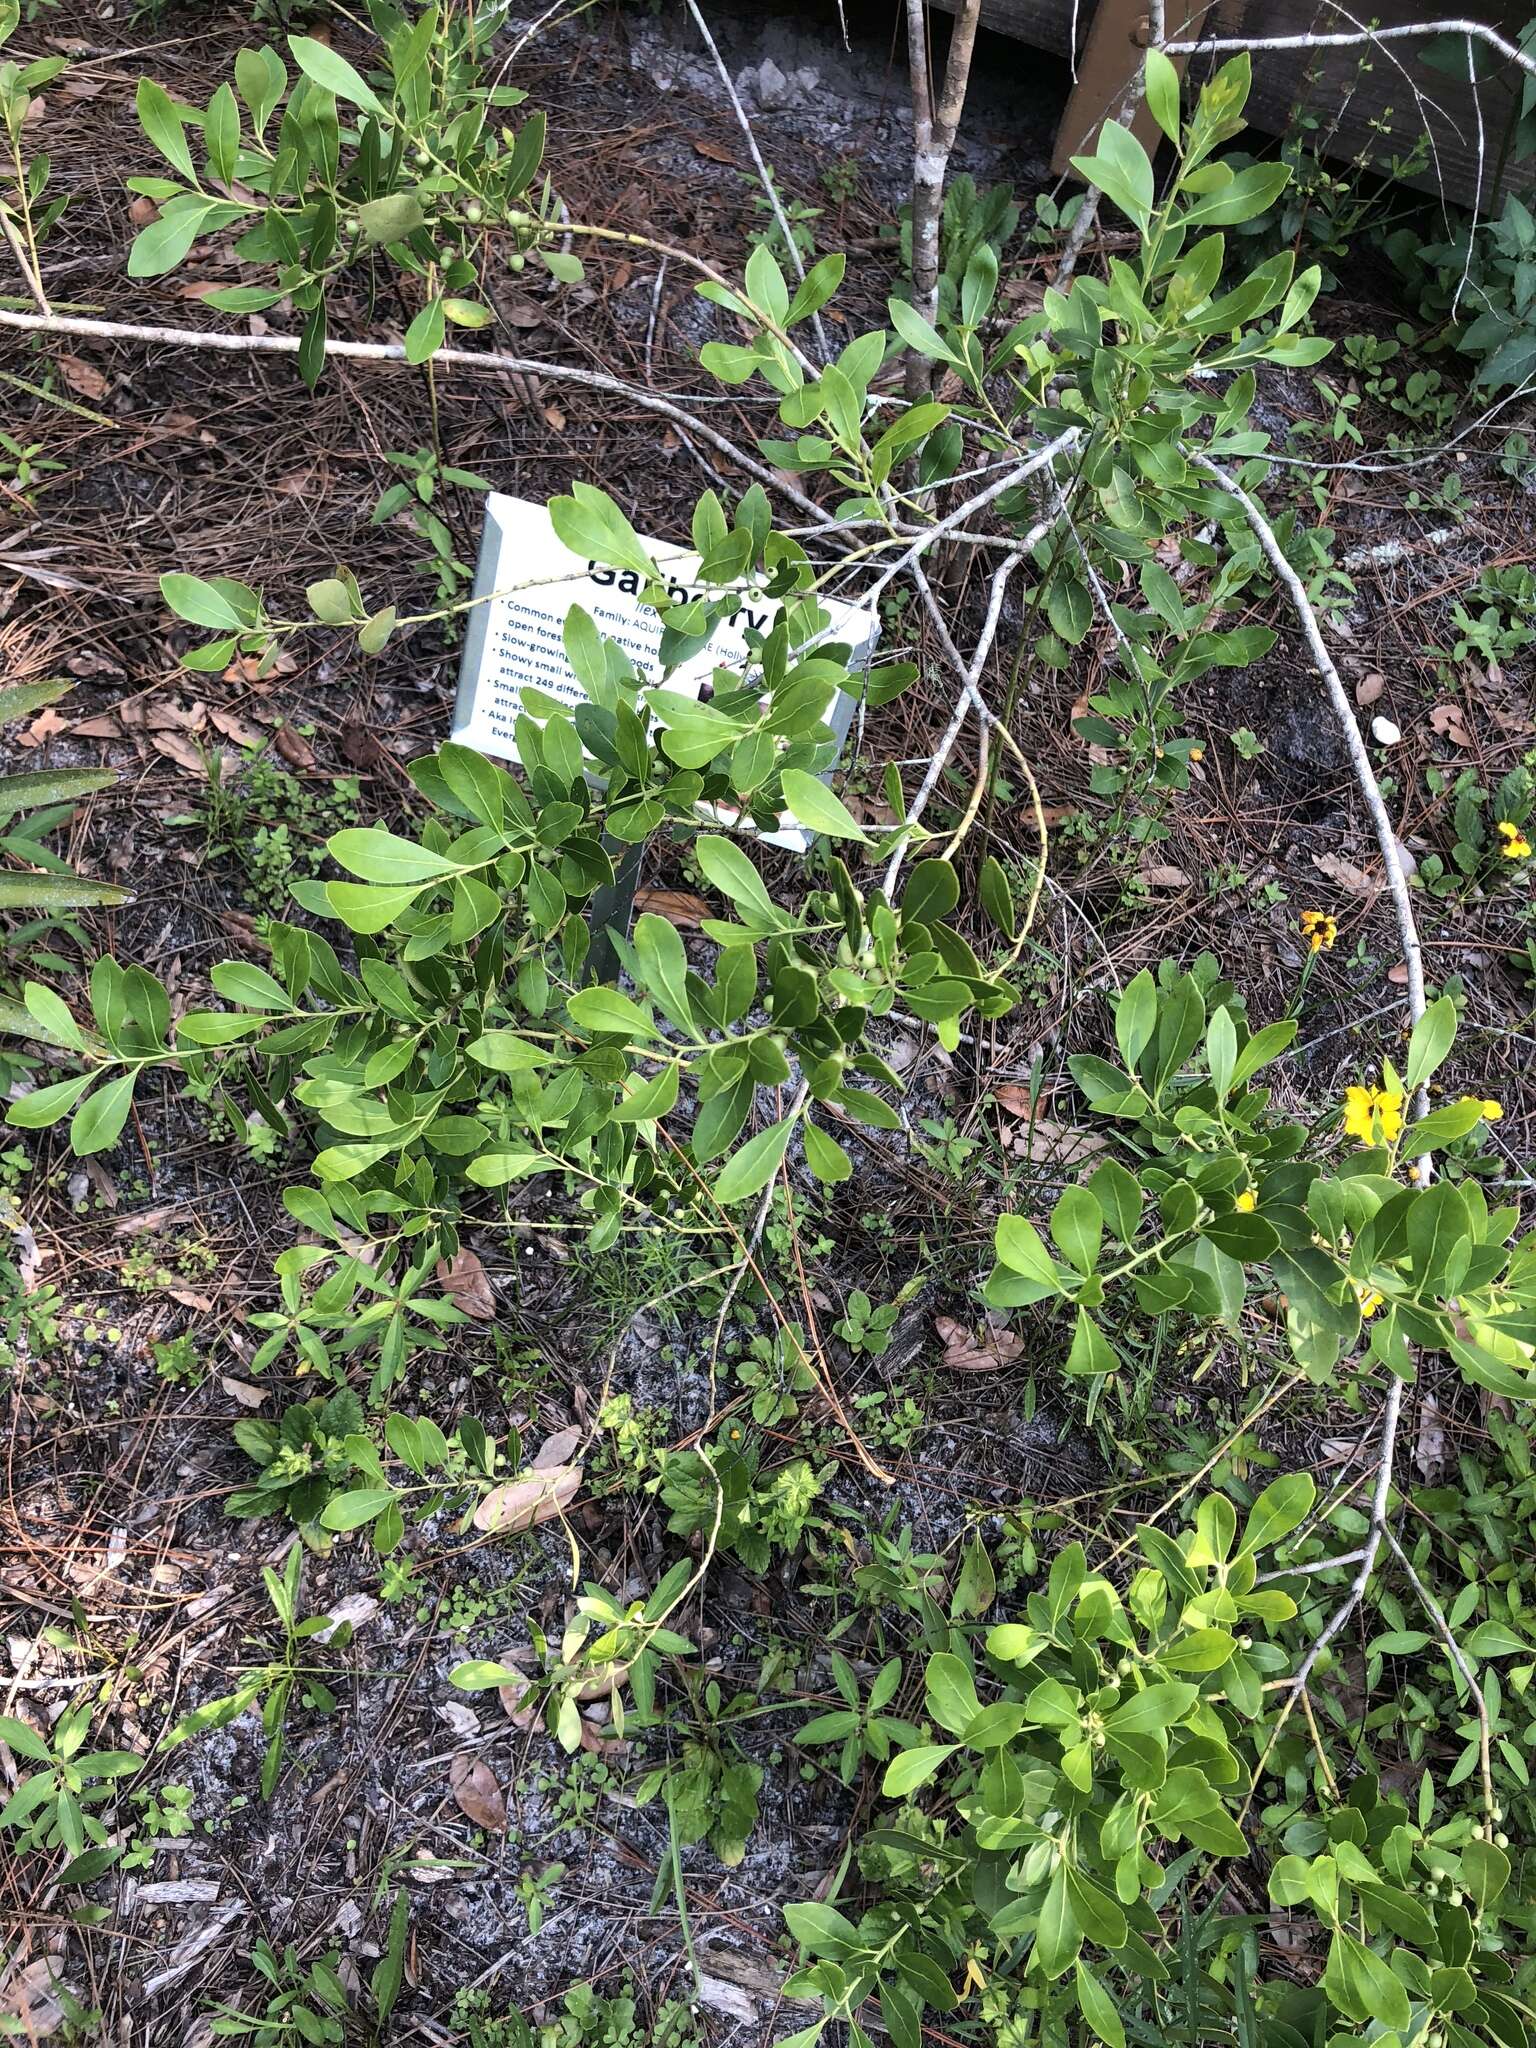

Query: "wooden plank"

xmin=1237 ymin=2 xmax=1533 ymax=208
xmin=1049 ymin=0 xmax=1217 ymax=176
xmin=928 ymin=0 xmax=1534 ymax=208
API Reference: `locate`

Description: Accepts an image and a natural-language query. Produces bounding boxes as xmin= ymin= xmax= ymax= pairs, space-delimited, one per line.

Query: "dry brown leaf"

xmin=992 ymin=1084 xmax=1036 ymax=1121
xmin=1387 ymin=961 xmax=1411 ymax=985
xmin=1139 ymin=864 xmax=1190 ymax=889
xmin=151 ymin=730 xmax=214 ymax=776
xmin=448 ymin=1752 xmax=506 ymax=1831
xmin=341 ymin=722 xmax=390 ymax=772
xmin=473 ymin=1464 xmax=582 ymax=1534
xmin=113 ymin=1205 xmax=179 ymax=1236
xmin=843 ymin=790 xmax=900 ymax=827
xmin=694 ymin=137 xmax=736 ymax=162
xmin=436 ymin=1247 xmax=495 ymax=1320
xmin=74 ymin=697 xmax=204 ymax=739
xmin=1354 ymin=673 xmax=1385 ymax=707
xmin=64 ymin=649 xmax=122 ymax=681
xmin=994 ymin=1102 xmax=1106 ymax=1168
xmin=497 ymin=1669 xmax=543 ymax=1729
xmin=18 ymin=705 xmax=68 ymax=749
xmin=273 ymin=723 xmax=316 ymax=769
xmin=633 ymin=887 xmax=711 ymax=927
xmin=1312 ymin=850 xmax=1377 ymax=898
xmin=128 ymin=194 xmax=160 ymax=227
xmin=208 ymin=706 xmax=266 ymax=749
xmin=224 ymin=649 xmax=294 ymax=682
xmin=935 ymin=1314 xmax=1025 ymax=1374
xmin=57 ymin=356 xmax=108 ymax=400
xmin=1428 ymin=700 xmax=1473 ymax=748
xmin=573 ymin=1655 xmax=631 ymax=1703
xmin=543 ymin=403 xmax=567 ymax=431
xmin=1414 ymin=1393 xmax=1447 ymax=1482
xmin=0 ymin=1957 xmax=72 ymax=2038
xmin=532 ymin=1426 xmax=582 ymax=1469
xmin=576 ymin=1715 xmax=631 ymax=1757
xmin=221 ymin=1376 xmax=266 ymax=1409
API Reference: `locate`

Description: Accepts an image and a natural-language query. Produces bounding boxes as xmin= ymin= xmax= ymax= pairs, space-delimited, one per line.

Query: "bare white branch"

xmin=1164 ymin=17 xmax=1536 ymax=77
xmin=1188 ymin=454 xmax=1429 ymax=1073
xmin=681 ymin=0 xmax=832 ymax=362
xmin=0 ymin=306 xmax=838 ymax=529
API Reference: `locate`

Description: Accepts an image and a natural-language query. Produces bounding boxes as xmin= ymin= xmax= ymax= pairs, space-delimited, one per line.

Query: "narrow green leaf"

xmin=287 ymin=33 xmax=385 ymax=115
xmin=70 ymin=1069 xmax=135 ymax=1155
xmin=713 ymin=1115 xmax=795 ymax=1204
xmin=136 ymin=77 xmax=196 ymax=180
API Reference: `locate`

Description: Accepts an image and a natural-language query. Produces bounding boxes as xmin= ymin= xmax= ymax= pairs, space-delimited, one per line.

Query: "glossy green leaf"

xmin=713 ymin=1115 xmax=795 ymax=1204
xmin=779 ymin=768 xmax=869 ymax=844
xmin=288 ymin=33 xmax=386 ymax=115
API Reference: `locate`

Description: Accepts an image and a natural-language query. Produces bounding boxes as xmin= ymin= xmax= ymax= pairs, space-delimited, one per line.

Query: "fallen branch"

xmin=1188 ymin=452 xmax=1429 ymax=1073
xmin=0 ymin=306 xmax=837 ymax=530
xmin=1194 ymin=448 xmax=1439 ymax=1803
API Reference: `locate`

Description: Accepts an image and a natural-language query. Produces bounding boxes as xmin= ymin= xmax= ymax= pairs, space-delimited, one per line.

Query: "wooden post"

xmin=1051 ymin=0 xmax=1217 ymax=174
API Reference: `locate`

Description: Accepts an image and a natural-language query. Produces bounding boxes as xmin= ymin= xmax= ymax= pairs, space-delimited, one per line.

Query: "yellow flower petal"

xmin=1342 ymin=1086 xmax=1376 ymax=1144
xmin=1342 ymin=1084 xmax=1403 ymax=1144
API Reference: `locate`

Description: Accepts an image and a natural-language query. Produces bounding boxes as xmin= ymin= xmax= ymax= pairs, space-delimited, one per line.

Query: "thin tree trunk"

xmin=904 ymin=0 xmax=983 ymax=400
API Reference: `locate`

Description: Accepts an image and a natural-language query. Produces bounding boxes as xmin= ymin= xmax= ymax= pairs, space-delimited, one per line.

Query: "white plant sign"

xmin=451 ymin=491 xmax=876 ymax=852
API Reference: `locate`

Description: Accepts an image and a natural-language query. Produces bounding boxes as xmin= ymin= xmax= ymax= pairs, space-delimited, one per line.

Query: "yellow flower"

xmin=1234 ymin=1189 xmax=1257 ymax=1212
xmin=1479 ymin=1097 xmax=1502 ymax=1121
xmin=1407 ymin=1162 xmax=1421 ymax=1182
xmin=1189 ymin=745 xmax=1205 ymax=763
xmin=1299 ymin=909 xmax=1337 ymax=953
xmin=1354 ymin=1286 xmax=1384 ymax=1319
xmin=1497 ymin=820 xmax=1532 ymax=860
xmin=1342 ymin=1084 xmax=1404 ymax=1144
